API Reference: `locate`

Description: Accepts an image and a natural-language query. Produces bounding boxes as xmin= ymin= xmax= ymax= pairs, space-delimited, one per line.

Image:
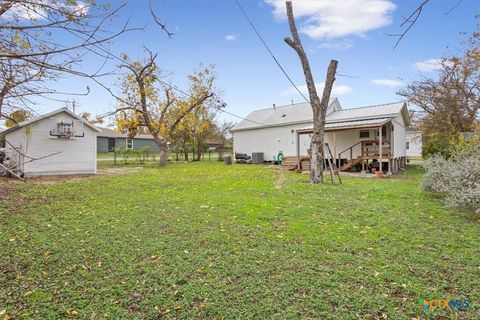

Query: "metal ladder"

xmin=324 ymin=143 xmax=342 ymax=184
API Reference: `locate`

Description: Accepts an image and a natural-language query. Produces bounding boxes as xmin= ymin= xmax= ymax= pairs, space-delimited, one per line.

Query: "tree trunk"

xmin=284 ymin=1 xmax=338 ymax=183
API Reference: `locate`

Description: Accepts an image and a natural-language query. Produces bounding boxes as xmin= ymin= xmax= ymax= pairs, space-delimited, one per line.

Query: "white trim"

xmin=126 ymin=138 xmax=133 ymax=149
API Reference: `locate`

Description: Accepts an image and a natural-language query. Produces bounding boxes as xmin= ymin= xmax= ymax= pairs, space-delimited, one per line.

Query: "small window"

xmin=375 ymin=126 xmax=387 ymax=139
xmin=406 ymin=141 xmax=410 ymax=149
xmin=359 ymin=130 xmax=370 ymax=138
xmin=126 ymin=139 xmax=133 ymax=149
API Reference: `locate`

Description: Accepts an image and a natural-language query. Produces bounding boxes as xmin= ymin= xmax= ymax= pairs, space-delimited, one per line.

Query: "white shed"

xmin=232 ymin=99 xmax=411 ymax=173
xmin=1 ymin=108 xmax=100 ymax=177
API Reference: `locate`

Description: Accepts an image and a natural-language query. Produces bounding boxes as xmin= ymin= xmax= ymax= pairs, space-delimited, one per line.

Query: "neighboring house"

xmin=406 ymin=128 xmax=423 ymax=157
xmin=1 ymin=108 xmax=100 ymax=177
xmin=96 ymin=127 xmax=160 ymax=153
xmin=231 ymin=99 xmax=411 ymax=173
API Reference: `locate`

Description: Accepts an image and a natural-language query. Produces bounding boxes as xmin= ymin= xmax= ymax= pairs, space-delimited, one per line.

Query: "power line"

xmin=46 ymin=17 xmax=269 ymax=127
xmin=155 ymin=79 xmax=269 ymax=126
xmin=234 ymin=0 xmax=310 ymax=103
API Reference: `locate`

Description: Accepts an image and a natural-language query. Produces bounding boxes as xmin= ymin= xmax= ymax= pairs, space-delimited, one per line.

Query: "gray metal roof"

xmin=96 ymin=127 xmax=156 ymax=140
xmin=297 ymin=118 xmax=392 ymax=133
xmin=231 ymin=100 xmax=410 ymax=132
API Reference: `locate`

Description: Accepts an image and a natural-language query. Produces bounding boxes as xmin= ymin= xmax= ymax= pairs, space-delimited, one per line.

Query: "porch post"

xmin=296 ymin=132 xmax=300 ymax=170
xmin=333 ymin=132 xmax=337 ymax=168
xmin=379 ymin=125 xmax=383 ymax=173
xmin=388 ymin=122 xmax=392 ymax=174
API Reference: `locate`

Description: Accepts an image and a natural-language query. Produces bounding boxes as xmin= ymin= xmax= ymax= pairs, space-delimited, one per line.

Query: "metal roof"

xmin=231 ymin=100 xmax=410 ymax=132
xmin=297 ymin=118 xmax=392 ymax=133
xmin=96 ymin=127 xmax=156 ymax=140
xmin=0 ymin=108 xmax=101 ymax=136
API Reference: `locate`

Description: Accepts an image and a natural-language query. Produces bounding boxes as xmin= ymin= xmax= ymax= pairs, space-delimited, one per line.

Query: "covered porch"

xmin=291 ymin=118 xmax=405 ymax=174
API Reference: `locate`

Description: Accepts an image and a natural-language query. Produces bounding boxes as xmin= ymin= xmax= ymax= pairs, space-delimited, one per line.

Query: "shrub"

xmin=423 ymin=134 xmax=480 ymax=214
xmin=422 ymin=137 xmax=454 ymax=159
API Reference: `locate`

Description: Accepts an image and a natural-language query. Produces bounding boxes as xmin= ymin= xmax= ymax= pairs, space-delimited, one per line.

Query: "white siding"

xmin=392 ymin=114 xmax=407 ymax=158
xmin=5 ymin=111 xmax=97 ymax=176
xmin=4 ymin=127 xmax=25 ymax=172
xmin=233 ymin=125 xmax=382 ymax=161
xmin=406 ymin=131 xmax=422 ymax=157
xmin=233 ymin=123 xmax=312 ymax=161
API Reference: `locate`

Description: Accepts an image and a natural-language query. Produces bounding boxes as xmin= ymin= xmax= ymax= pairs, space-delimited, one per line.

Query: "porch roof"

xmin=296 ymin=117 xmax=391 ymax=134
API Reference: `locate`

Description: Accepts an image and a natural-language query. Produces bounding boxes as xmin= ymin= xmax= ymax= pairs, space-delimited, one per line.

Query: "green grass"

xmin=96 ymin=151 xmax=232 ymax=168
xmin=1 ymin=163 xmax=479 ymax=319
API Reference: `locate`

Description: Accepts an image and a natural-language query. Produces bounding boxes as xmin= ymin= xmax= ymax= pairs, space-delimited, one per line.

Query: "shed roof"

xmin=231 ymin=100 xmax=410 ymax=132
xmin=0 ymin=108 xmax=101 ymax=136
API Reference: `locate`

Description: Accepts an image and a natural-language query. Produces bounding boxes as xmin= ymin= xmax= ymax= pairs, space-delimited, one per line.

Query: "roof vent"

xmin=273 ymin=103 xmax=276 ymax=109
xmin=281 ymin=114 xmax=286 ymax=118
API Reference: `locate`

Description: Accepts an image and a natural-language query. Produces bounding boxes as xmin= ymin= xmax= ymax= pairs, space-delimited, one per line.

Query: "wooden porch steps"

xmin=339 ymin=156 xmax=363 ymax=172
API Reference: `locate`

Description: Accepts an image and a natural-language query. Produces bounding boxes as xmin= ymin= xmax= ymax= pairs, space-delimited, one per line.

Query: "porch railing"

xmin=338 ymin=139 xmax=391 ymax=162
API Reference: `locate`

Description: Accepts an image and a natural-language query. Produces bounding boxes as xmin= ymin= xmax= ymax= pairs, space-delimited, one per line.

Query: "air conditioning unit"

xmin=251 ymin=152 xmax=264 ymax=164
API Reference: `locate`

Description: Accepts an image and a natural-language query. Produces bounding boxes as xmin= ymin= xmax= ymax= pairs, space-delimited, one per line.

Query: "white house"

xmin=1 ymin=108 xmax=100 ymax=177
xmin=231 ymin=99 xmax=411 ymax=174
xmin=406 ymin=128 xmax=423 ymax=157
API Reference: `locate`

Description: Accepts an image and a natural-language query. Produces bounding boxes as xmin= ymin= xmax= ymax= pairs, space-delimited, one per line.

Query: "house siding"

xmin=233 ymin=124 xmax=379 ymax=161
xmin=5 ymin=111 xmax=97 ymax=176
xmin=392 ymin=114 xmax=407 ymax=158
xmin=97 ymin=137 xmax=109 ymax=153
xmin=406 ymin=131 xmax=422 ymax=157
xmin=97 ymin=136 xmax=160 ymax=152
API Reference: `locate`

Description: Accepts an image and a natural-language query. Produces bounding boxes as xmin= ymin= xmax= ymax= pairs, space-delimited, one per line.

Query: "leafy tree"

xmin=115 ymin=50 xmax=222 ymax=166
xmin=398 ymin=24 xmax=480 ymax=143
xmin=5 ymin=109 xmax=31 ymax=127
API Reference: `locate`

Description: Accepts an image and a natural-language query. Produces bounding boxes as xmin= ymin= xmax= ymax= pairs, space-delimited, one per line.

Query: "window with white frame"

xmin=126 ymin=139 xmax=133 ymax=149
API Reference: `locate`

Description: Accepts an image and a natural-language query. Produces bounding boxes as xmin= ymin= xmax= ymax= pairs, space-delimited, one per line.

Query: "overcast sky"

xmin=29 ymin=0 xmax=480 ymax=124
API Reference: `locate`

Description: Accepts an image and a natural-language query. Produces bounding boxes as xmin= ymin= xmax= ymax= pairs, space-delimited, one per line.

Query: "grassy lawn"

xmin=1 ymin=163 xmax=479 ymax=319
xmin=96 ymin=152 xmax=232 ymax=168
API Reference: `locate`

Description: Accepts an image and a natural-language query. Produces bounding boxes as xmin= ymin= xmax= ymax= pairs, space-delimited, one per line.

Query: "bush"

xmin=422 ymin=137 xmax=454 ymax=159
xmin=423 ymin=135 xmax=480 ymax=214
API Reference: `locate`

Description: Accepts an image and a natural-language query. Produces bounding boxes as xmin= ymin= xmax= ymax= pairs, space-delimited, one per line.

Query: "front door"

xmin=108 ymin=138 xmax=116 ymax=152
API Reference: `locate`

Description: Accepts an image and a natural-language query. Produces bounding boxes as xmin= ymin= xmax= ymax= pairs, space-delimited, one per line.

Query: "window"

xmin=406 ymin=141 xmax=410 ymax=149
xmin=126 ymin=139 xmax=133 ymax=149
xmin=359 ymin=130 xmax=370 ymax=138
xmin=375 ymin=126 xmax=387 ymax=139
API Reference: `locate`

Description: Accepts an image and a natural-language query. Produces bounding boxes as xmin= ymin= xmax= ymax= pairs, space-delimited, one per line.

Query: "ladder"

xmin=324 ymin=143 xmax=342 ymax=184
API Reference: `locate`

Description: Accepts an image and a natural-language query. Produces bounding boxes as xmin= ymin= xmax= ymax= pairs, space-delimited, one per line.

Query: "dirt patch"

xmin=274 ymin=169 xmax=286 ymax=189
xmin=98 ymin=166 xmax=144 ymax=175
xmin=0 ymin=166 xmax=144 ymax=188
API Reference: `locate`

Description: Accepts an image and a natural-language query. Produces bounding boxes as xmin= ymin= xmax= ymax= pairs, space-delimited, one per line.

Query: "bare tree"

xmin=0 ymin=0 xmax=173 ymax=122
xmin=0 ymin=1 xmax=140 ymax=120
xmin=284 ymin=1 xmax=338 ymax=184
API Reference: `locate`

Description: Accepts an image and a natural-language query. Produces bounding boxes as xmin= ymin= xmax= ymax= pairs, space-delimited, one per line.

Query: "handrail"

xmin=338 ymin=141 xmax=362 ymax=159
xmin=338 ymin=139 xmax=391 ymax=160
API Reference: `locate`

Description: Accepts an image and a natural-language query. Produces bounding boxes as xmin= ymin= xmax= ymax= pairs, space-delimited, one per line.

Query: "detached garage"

xmin=1 ymin=108 xmax=100 ymax=177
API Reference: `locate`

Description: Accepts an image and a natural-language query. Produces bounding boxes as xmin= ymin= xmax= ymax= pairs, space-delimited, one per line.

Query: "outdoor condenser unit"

xmin=251 ymin=152 xmax=264 ymax=164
